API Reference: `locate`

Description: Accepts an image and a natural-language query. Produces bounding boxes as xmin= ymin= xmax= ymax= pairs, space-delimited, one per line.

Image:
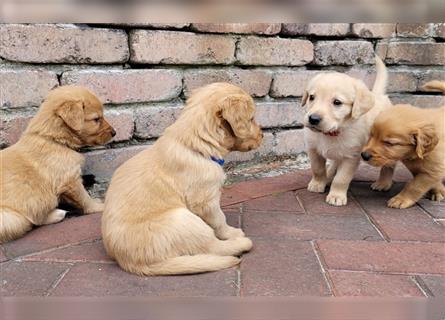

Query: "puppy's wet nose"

xmin=111 ymin=129 xmax=116 ymax=137
xmin=308 ymin=114 xmax=321 ymax=125
xmin=361 ymin=151 xmax=372 ymax=161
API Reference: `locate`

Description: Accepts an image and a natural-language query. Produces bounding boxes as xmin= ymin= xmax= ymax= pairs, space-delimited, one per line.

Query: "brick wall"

xmin=1 ymin=23 xmax=444 ymax=184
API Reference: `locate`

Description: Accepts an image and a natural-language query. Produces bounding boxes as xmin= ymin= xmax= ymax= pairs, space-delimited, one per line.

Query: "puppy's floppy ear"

xmin=219 ymin=94 xmax=251 ymax=139
xmin=56 ymin=100 xmax=84 ymax=131
xmin=301 ymin=90 xmax=309 ymax=107
xmin=413 ymin=124 xmax=439 ymax=159
xmin=351 ymin=82 xmax=375 ymax=119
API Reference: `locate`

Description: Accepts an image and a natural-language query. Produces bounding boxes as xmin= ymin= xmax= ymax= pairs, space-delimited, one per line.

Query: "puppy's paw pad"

xmin=371 ymin=180 xmax=393 ymax=192
xmin=217 ymin=226 xmax=245 ymax=240
xmin=43 ymin=209 xmax=67 ymax=225
xmin=387 ymin=196 xmax=414 ymax=209
xmin=308 ymin=179 xmax=327 ymax=193
xmin=326 ymin=192 xmax=348 ymax=206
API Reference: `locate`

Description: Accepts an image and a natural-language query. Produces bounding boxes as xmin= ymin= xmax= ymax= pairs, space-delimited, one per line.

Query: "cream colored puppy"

xmin=102 ymin=83 xmax=263 ymax=276
xmin=303 ymin=57 xmax=393 ymax=206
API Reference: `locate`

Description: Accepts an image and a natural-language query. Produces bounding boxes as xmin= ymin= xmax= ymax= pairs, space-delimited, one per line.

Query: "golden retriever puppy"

xmin=0 ymin=86 xmax=115 ymax=243
xmin=102 ymin=83 xmax=262 ymax=276
xmin=361 ymin=81 xmax=445 ymax=208
xmin=303 ymin=56 xmax=393 ymax=206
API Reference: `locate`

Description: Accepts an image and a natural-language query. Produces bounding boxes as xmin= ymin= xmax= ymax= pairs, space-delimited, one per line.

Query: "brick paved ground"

xmin=1 ymin=165 xmax=444 ymax=297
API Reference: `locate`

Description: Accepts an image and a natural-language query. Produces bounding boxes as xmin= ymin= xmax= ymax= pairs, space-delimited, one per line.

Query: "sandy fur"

xmin=102 ymin=83 xmax=263 ymax=276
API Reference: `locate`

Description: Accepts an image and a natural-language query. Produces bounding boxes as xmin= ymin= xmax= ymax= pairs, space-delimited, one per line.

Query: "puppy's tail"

xmin=0 ymin=208 xmax=33 ymax=244
xmin=421 ymin=80 xmax=445 ymax=94
xmin=372 ymin=55 xmax=388 ymax=96
xmin=125 ymin=255 xmax=240 ymax=276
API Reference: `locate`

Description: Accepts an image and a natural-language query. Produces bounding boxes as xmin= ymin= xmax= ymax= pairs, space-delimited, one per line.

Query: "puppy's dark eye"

xmin=309 ymin=95 xmax=315 ymax=101
xmin=333 ymin=99 xmax=342 ymax=106
xmin=93 ymin=117 xmax=101 ymax=123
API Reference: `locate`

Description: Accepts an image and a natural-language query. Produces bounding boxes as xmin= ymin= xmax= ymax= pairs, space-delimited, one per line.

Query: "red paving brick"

xmin=418 ymin=198 xmax=445 ymax=219
xmin=418 ymin=275 xmax=445 ymax=297
xmin=296 ymin=189 xmax=364 ymax=215
xmin=351 ymin=183 xmax=445 ymax=242
xmin=328 ymin=271 xmax=423 ymax=297
xmin=22 ymin=241 xmax=113 ymax=263
xmin=0 ymin=246 xmax=9 ymax=262
xmin=244 ymin=211 xmax=381 ymax=241
xmin=1 ymin=261 xmax=71 ymax=296
xmin=317 ymin=240 xmax=445 ymax=275
xmin=50 ymin=263 xmax=238 ymax=296
xmin=241 ymin=239 xmax=330 ymax=296
xmin=243 ymin=191 xmax=304 ymax=213
xmin=2 ymin=213 xmax=102 ymax=259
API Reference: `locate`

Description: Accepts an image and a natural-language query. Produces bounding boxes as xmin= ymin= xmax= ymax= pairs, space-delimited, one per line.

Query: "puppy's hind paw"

xmin=326 ymin=192 xmax=348 ymax=206
xmin=430 ymin=189 xmax=445 ymax=202
xmin=371 ymin=180 xmax=393 ymax=192
xmin=43 ymin=209 xmax=67 ymax=225
xmin=387 ymin=195 xmax=415 ymax=209
xmin=308 ymin=178 xmax=327 ymax=193
xmin=216 ymin=226 xmax=245 ymax=240
xmin=84 ymin=199 xmax=104 ymax=214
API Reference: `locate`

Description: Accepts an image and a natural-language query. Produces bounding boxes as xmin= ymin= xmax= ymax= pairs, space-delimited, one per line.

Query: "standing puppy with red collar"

xmin=303 ymin=57 xmax=392 ymax=206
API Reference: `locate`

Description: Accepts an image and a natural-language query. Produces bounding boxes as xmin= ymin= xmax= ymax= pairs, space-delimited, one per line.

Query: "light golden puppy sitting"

xmin=361 ymin=81 xmax=445 ymax=208
xmin=102 ymin=83 xmax=263 ymax=276
xmin=0 ymin=86 xmax=116 ymax=243
xmin=303 ymin=57 xmax=393 ymax=206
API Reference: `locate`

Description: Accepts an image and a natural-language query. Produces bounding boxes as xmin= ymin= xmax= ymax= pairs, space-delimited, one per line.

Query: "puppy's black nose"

xmin=361 ymin=152 xmax=372 ymax=161
xmin=308 ymin=114 xmax=321 ymax=125
xmin=111 ymin=129 xmax=116 ymax=137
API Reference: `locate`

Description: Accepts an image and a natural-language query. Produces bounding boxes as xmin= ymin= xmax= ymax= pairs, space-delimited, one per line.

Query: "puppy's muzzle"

xmin=308 ymin=114 xmax=322 ymax=126
xmin=361 ymin=151 xmax=372 ymax=161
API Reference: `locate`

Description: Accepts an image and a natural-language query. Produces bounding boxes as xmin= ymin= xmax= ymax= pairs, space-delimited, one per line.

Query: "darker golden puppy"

xmin=0 ymin=86 xmax=115 ymax=243
xmin=102 ymin=83 xmax=262 ymax=276
xmin=361 ymin=81 xmax=445 ymax=208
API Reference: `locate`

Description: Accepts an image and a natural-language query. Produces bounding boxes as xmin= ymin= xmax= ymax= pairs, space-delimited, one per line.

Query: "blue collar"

xmin=210 ymin=156 xmax=225 ymax=166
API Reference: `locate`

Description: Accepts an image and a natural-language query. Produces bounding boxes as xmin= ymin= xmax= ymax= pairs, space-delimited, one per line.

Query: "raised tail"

xmin=124 ymin=254 xmax=240 ymax=276
xmin=372 ymin=55 xmax=388 ymax=96
xmin=421 ymin=80 xmax=445 ymax=94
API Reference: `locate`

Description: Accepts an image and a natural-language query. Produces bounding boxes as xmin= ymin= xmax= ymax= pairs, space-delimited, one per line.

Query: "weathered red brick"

xmin=130 ymin=30 xmax=236 ymax=64
xmin=418 ymin=275 xmax=445 ymax=296
xmin=433 ymin=23 xmax=445 ymax=38
xmin=317 ymin=240 xmax=445 ymax=274
xmin=378 ymin=41 xmax=445 ymax=65
xmin=83 ymin=144 xmax=149 ymax=181
xmin=417 ymin=199 xmax=445 ymax=219
xmin=51 ymin=263 xmax=238 ymax=296
xmin=397 ymin=23 xmax=434 ymax=37
xmin=243 ymin=191 xmax=303 ymax=213
xmin=241 ymin=239 xmax=330 ymax=296
xmin=61 ymin=69 xmax=182 ymax=103
xmin=256 ymin=101 xmax=303 ymax=128
xmin=271 ymin=70 xmax=320 ymax=97
xmin=282 ymin=23 xmax=350 ymax=36
xmin=183 ymin=69 xmax=271 ymax=97
xmin=237 ymin=36 xmax=313 ymax=66
xmin=273 ymin=129 xmax=305 ymax=155
xmin=192 ymin=23 xmax=281 ymax=35
xmin=390 ymin=94 xmax=445 ymax=108
xmin=329 ymin=271 xmax=423 ymax=296
xmin=0 ymin=112 xmax=33 ymax=147
xmin=0 ymin=69 xmax=58 ymax=108
xmin=314 ymin=41 xmax=374 ymax=66
xmin=1 ymin=261 xmax=71 ymax=296
xmin=105 ymin=109 xmax=134 ymax=142
xmin=0 ymin=24 xmax=129 ymax=63
xmin=351 ymin=23 xmax=396 ymax=38
xmin=296 ymin=189 xmax=365 ymax=215
xmin=134 ymin=104 xmax=183 ymax=139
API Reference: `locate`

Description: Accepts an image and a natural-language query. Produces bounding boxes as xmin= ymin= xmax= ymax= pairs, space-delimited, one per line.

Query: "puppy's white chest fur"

xmin=305 ymin=123 xmax=368 ymax=160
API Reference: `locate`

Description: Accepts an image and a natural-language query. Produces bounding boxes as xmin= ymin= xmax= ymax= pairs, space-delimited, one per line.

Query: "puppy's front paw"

xmin=217 ymin=226 xmax=245 ymax=240
xmin=387 ymin=195 xmax=415 ymax=209
xmin=42 ymin=209 xmax=67 ymax=225
xmin=430 ymin=189 xmax=445 ymax=202
xmin=326 ymin=191 xmax=348 ymax=206
xmin=308 ymin=178 xmax=327 ymax=193
xmin=371 ymin=180 xmax=393 ymax=192
xmin=238 ymin=237 xmax=253 ymax=253
xmin=84 ymin=199 xmax=104 ymax=214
